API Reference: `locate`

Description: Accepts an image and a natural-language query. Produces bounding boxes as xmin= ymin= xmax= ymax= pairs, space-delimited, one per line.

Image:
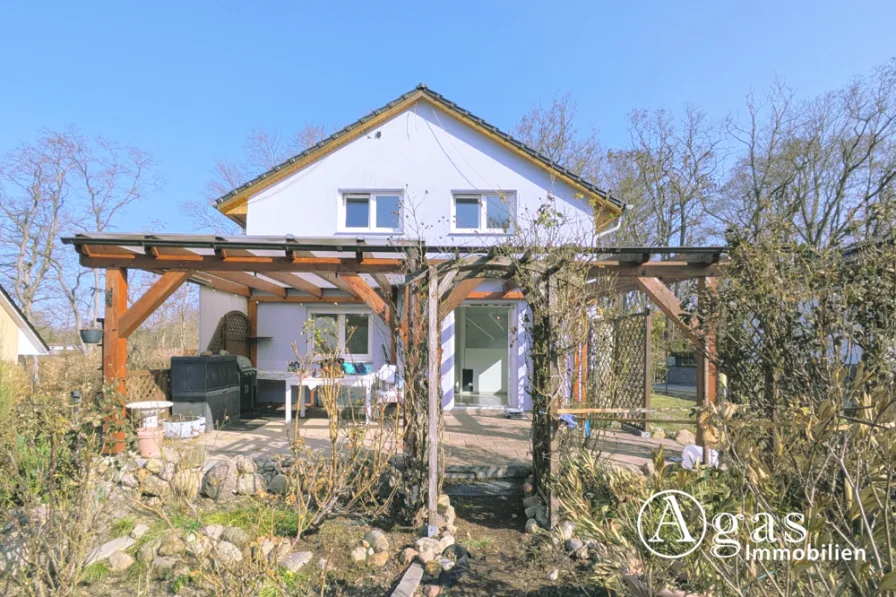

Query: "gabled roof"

xmin=0 ymin=283 xmax=49 ymax=356
xmin=215 ymin=84 xmax=625 ymax=228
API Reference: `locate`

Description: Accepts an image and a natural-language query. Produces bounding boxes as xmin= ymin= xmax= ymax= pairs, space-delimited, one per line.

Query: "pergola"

xmin=62 ymin=232 xmax=725 ymax=528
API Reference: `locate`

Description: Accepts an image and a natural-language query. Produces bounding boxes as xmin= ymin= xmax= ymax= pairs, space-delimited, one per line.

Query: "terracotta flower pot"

xmin=137 ymin=427 xmax=164 ymax=458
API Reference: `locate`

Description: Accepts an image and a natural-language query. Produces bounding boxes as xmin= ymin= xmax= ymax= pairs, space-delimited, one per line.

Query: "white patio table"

xmin=257 ymin=370 xmax=376 ymax=423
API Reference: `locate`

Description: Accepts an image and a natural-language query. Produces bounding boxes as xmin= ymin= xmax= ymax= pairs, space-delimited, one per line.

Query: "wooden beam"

xmin=248 ymin=299 xmax=258 ymax=367
xmin=194 ymin=274 xmax=251 ymax=297
xmin=262 ymin=271 xmax=323 ymax=297
xmin=590 ymin=261 xmax=719 ymax=279
xmin=119 ymin=271 xmax=192 ymax=338
xmin=103 ymin=268 xmax=128 ymax=455
xmin=253 ymin=295 xmax=362 ymax=303
xmin=634 ymin=277 xmax=700 ymax=345
xmin=210 ymin=271 xmax=287 ymax=297
xmin=79 ymin=253 xmax=403 ymax=273
xmin=696 ymin=277 xmax=719 ymax=462
xmin=427 ymin=266 xmax=439 ymax=536
xmin=466 ymin=291 xmax=525 ymax=300
xmin=315 ymin=272 xmax=359 ymax=297
xmin=340 ymin=273 xmax=392 ymax=325
xmin=372 ymin=274 xmax=392 ymax=297
xmin=438 ymin=278 xmax=481 ymax=320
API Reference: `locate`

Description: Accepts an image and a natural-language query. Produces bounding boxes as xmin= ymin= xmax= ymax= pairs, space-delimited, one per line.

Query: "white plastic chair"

xmin=375 ymin=364 xmax=402 ymax=405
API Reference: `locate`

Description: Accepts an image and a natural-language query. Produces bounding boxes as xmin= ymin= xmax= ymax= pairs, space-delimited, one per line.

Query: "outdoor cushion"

xmin=342 ymin=362 xmax=356 ymax=375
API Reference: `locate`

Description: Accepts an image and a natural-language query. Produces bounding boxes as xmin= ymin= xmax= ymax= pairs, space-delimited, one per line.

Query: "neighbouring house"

xmin=0 ymin=284 xmax=50 ymax=363
xmin=206 ymin=85 xmax=624 ymax=411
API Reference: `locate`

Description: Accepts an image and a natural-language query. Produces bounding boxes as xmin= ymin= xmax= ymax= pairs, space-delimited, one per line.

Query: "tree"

xmin=183 ymin=124 xmax=328 ymax=234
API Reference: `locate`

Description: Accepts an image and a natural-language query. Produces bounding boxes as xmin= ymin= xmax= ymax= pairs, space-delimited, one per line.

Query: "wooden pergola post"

xmin=103 ymin=267 xmax=128 ymax=454
xmin=695 ymin=277 xmax=719 ymax=462
xmin=427 ymin=266 xmax=440 ymax=536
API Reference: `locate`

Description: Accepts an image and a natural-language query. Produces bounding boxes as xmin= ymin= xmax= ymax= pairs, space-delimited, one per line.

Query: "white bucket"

xmin=164 ymin=416 xmax=206 ymax=439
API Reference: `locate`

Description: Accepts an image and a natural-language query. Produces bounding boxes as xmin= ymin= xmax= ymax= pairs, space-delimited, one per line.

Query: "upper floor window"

xmin=340 ymin=192 xmax=402 ymax=232
xmin=451 ymin=192 xmax=513 ymax=233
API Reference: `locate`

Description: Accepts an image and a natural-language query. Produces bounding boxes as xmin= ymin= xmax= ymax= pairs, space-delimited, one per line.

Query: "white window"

xmin=307 ymin=309 xmax=372 ymax=361
xmin=451 ymin=192 xmax=513 ymax=233
xmin=339 ymin=192 xmax=402 ymax=232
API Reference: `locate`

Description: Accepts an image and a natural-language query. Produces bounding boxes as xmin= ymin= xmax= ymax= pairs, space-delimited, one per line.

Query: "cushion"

xmin=355 ymin=363 xmax=370 ymax=375
xmin=342 ymin=362 xmax=356 ymax=375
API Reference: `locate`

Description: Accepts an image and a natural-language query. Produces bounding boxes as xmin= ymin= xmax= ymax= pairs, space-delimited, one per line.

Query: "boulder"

xmin=350 ymin=546 xmax=367 ymax=563
xmin=221 ymin=526 xmax=251 ymax=549
xmin=364 ymin=529 xmax=390 ymax=553
xmin=158 ymin=461 xmax=176 ymax=482
xmin=424 ymin=585 xmax=441 ymax=597
xmin=185 ymin=533 xmax=212 ymax=558
xmin=424 ymin=560 xmax=442 ymax=577
xmin=522 ymin=495 xmax=543 ymax=509
xmin=120 ymin=472 xmax=139 ymax=489
xmin=86 ymin=536 xmax=136 ymax=565
xmin=436 ymin=494 xmax=451 ymax=513
xmin=130 ymin=523 xmax=150 ymax=540
xmin=369 ymin=551 xmax=390 ymax=568
xmin=437 ymin=535 xmax=454 ymax=552
xmin=201 ymin=524 xmax=224 ymax=541
xmin=108 ymin=550 xmax=135 ymax=572
xmin=170 ymin=469 xmax=202 ymax=499
xmin=399 ymin=547 xmax=418 ymax=565
xmin=201 ymin=459 xmax=238 ymax=500
xmin=236 ymin=473 xmax=265 ymax=496
xmin=524 ymin=505 xmax=539 ymax=519
xmin=415 ymin=537 xmax=441 ymax=564
xmin=214 ymin=541 xmax=243 ymax=567
xmin=565 ymin=538 xmax=584 ymax=553
xmin=534 ymin=505 xmax=549 ymax=529
xmin=234 ymin=455 xmax=257 ymax=475
xmin=151 ymin=556 xmax=180 ymax=578
xmin=267 ymin=474 xmax=288 ymax=495
xmin=137 ymin=539 xmax=160 ymax=564
xmin=525 ymin=518 xmax=541 ymax=534
xmin=145 ymin=458 xmax=163 ymax=474
xmin=555 ymin=520 xmax=576 ymax=541
xmin=141 ymin=475 xmax=171 ymax=498
xmin=673 ymin=429 xmax=696 ymax=445
xmin=158 ymin=534 xmax=187 ymax=557
xmin=280 ymin=551 xmax=313 ymax=573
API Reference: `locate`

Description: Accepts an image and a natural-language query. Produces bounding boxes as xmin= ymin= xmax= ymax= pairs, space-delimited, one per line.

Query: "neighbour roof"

xmin=0 ymin=283 xmax=50 ymax=356
xmin=214 ymin=84 xmax=626 ymax=227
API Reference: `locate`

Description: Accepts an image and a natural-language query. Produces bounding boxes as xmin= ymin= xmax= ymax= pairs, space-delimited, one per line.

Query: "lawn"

xmin=648 ymin=393 xmax=697 ymax=433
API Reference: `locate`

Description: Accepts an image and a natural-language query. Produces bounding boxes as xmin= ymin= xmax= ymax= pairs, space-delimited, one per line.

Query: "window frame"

xmin=450 ymin=191 xmax=514 ymax=234
xmin=338 ymin=191 xmax=403 ymax=233
xmin=306 ymin=307 xmax=373 ymax=362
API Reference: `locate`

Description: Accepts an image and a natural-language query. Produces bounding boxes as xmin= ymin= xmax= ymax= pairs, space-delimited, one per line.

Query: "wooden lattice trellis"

xmin=126 ymin=369 xmax=171 ymax=402
xmin=587 ymin=310 xmax=651 ymax=430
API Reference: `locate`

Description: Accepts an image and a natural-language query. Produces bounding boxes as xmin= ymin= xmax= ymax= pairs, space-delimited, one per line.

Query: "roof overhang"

xmin=0 ymin=284 xmax=49 ymax=356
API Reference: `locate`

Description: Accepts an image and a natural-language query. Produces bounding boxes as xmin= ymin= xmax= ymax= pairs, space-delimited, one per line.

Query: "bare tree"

xmin=183 ymin=124 xmax=328 ymax=234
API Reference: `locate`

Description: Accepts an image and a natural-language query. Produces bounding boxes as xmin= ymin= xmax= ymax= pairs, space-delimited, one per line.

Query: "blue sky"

xmin=1 ymin=1 xmax=894 ymax=232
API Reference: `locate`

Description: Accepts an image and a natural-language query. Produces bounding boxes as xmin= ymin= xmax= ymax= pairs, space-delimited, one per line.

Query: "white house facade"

xmin=204 ymin=85 xmax=624 ymax=411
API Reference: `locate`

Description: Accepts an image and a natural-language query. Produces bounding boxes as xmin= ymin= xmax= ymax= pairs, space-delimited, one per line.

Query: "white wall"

xmin=244 ymin=100 xmax=597 ymax=245
xmin=198 ymin=287 xmax=247 ymax=351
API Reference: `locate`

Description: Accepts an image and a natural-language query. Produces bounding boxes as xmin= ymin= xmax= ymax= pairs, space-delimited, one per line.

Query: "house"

xmin=0 ymin=284 xmax=50 ymax=363
xmin=207 ymin=85 xmax=624 ymax=411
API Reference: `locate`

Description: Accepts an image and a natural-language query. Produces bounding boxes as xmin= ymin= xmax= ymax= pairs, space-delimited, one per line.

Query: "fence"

xmin=126 ymin=369 xmax=171 ymax=402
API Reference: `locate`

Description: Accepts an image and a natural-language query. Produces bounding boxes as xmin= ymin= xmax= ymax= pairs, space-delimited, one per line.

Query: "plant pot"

xmin=79 ymin=329 xmax=103 ymax=344
xmin=137 ymin=427 xmax=164 ymax=458
xmin=163 ymin=416 xmax=206 ymax=439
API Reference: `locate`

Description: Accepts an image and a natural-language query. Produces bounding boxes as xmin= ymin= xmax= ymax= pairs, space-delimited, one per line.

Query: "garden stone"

xmin=158 ymin=534 xmax=186 ymax=557
xmin=86 ymin=536 xmax=136 ymax=565
xmin=350 ymin=546 xmax=367 ymax=563
xmin=137 ymin=539 xmax=160 ymax=563
xmin=522 ymin=495 xmax=543 ymax=509
xmin=414 ymin=537 xmax=440 ymax=564
xmin=640 ymin=461 xmax=656 ymax=477
xmin=236 ymin=473 xmax=265 ymax=495
xmin=221 ymin=526 xmax=250 ymax=549
xmin=399 ymin=547 xmax=418 ymax=565
xmin=267 ymin=473 xmax=287 ymax=495
xmin=369 ymin=551 xmax=389 ymax=567
xmin=438 ymin=535 xmax=454 ymax=552
xmin=436 ymin=494 xmax=451 ymax=513
xmin=445 ymin=523 xmax=457 ymax=535
xmin=424 ymin=585 xmax=441 ymax=597
xmin=135 ymin=468 xmax=151 ymax=482
xmin=120 ymin=472 xmax=139 ymax=489
xmin=439 ymin=557 xmax=454 ymax=571
xmin=201 ymin=459 xmax=238 ymax=500
xmin=234 ymin=455 xmax=257 ymax=474
xmin=424 ymin=560 xmax=442 ymax=577
xmin=130 ymin=523 xmax=150 ymax=540
xmin=674 ymin=429 xmax=696 ymax=445
xmin=525 ymin=518 xmax=541 ymax=534
xmin=201 ymin=524 xmax=224 ymax=541
xmin=364 ymin=529 xmax=389 ymax=553
xmin=158 ymin=461 xmax=176 ymax=482
xmin=145 ymin=458 xmax=163 ymax=474
xmin=522 ymin=481 xmax=535 ymax=497
xmin=108 ymin=550 xmax=135 ymax=572
xmin=152 ymin=556 xmax=180 ymax=577
xmin=556 ymin=520 xmax=576 ymax=541
xmin=534 ymin=505 xmax=549 ymax=529
xmin=565 ymin=538 xmax=584 ymax=554
xmin=280 ymin=551 xmax=312 ymax=573
xmin=215 ymin=541 xmax=243 ymax=566
xmin=652 ymin=428 xmax=667 ymax=440
xmin=185 ymin=534 xmax=211 ymax=558
xmin=548 ymin=569 xmax=559 ymax=581
xmin=524 ymin=505 xmax=539 ymax=519
xmin=141 ymin=475 xmax=171 ymax=498
xmin=443 ymin=505 xmax=456 ymax=526
xmin=170 ymin=469 xmax=202 ymax=499
xmin=259 ymin=538 xmax=276 ymax=561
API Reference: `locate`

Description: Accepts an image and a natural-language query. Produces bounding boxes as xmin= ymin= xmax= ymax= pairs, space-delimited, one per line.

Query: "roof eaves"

xmin=0 ymin=283 xmax=50 ymax=354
